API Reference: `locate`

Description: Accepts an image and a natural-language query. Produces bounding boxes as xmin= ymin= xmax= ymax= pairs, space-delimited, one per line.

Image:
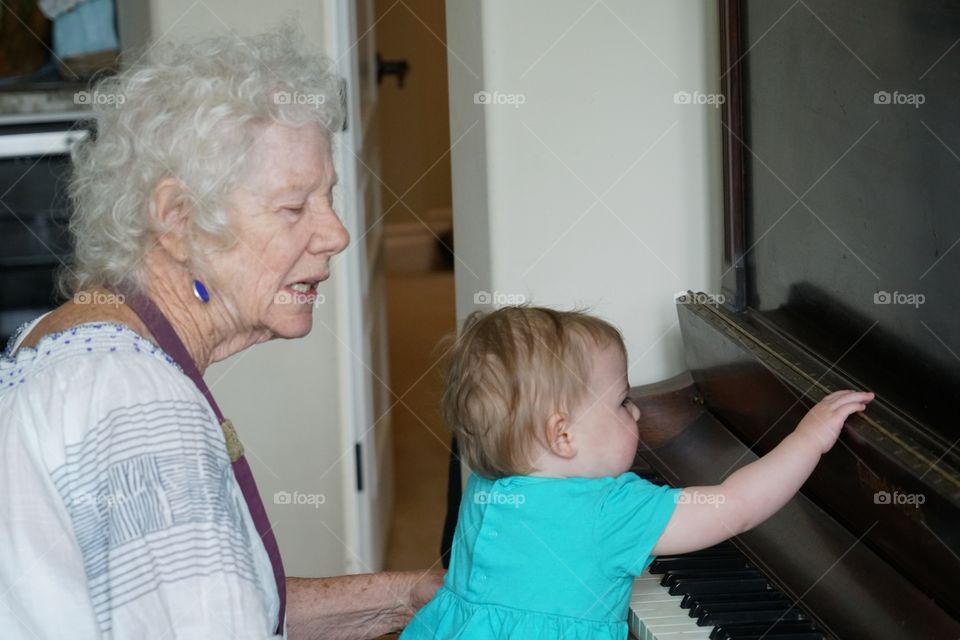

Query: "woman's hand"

xmin=794 ymin=390 xmax=874 ymax=454
xmin=287 ymin=570 xmax=445 ymax=640
xmin=287 ymin=569 xmax=445 ymax=640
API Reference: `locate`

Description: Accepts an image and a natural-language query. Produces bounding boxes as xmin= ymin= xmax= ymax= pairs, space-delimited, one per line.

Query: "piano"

xmin=625 ymin=1 xmax=960 ymax=638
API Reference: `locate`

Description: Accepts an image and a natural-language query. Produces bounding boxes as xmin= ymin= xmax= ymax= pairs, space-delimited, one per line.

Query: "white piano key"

xmin=628 ymin=567 xmax=712 ymax=640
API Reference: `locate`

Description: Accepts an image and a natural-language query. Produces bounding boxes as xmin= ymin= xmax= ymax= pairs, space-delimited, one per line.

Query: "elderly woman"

xmin=0 ymin=28 xmax=440 ymax=639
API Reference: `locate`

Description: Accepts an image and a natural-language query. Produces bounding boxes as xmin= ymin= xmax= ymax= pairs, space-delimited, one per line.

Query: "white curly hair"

xmin=60 ymin=24 xmax=345 ymax=296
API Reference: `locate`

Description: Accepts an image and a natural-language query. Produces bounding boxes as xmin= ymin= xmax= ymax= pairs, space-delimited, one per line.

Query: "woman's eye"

xmin=621 ymin=398 xmax=632 ymax=407
xmin=284 ymin=206 xmax=304 ymax=215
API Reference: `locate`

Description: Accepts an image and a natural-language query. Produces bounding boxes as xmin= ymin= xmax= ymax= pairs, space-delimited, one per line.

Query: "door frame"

xmin=329 ymin=0 xmax=384 ymax=574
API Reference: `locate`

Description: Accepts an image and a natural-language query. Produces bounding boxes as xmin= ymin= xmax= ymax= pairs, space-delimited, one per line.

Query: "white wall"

xmin=146 ymin=0 xmax=327 ymax=42
xmin=144 ymin=0 xmax=352 ymax=577
xmin=446 ymin=0 xmax=723 ymax=385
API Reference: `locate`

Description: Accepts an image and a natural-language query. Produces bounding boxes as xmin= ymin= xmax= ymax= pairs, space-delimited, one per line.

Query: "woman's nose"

xmin=310 ymin=211 xmax=350 ymax=255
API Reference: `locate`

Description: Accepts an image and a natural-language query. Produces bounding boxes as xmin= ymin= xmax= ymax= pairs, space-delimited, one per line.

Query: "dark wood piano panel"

xmin=735 ymin=0 xmax=960 ymax=448
xmin=643 ymin=300 xmax=960 ymax=633
xmin=671 ymin=2 xmax=960 ymax=636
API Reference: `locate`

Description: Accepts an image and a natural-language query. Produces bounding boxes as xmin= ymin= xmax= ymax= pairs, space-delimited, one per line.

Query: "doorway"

xmin=374 ymin=0 xmax=456 ymax=575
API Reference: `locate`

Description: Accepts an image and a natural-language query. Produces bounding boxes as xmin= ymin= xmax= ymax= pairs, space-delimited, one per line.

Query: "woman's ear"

xmin=151 ymin=177 xmax=192 ymax=264
xmin=544 ymin=412 xmax=576 ymax=459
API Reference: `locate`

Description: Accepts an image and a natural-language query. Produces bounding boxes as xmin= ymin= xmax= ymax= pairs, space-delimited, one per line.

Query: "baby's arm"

xmin=650 ymin=390 xmax=874 ymax=555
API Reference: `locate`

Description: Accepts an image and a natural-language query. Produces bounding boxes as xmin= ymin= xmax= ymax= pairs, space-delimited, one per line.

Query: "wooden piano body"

xmin=627 ymin=2 xmax=960 ymax=638
xmin=629 ymin=300 xmax=960 ymax=639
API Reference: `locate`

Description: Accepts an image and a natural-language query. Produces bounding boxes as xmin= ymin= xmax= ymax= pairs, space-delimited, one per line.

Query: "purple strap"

xmin=114 ymin=284 xmax=286 ymax=635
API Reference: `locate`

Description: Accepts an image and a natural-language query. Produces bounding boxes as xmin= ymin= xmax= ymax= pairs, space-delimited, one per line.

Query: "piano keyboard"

xmin=628 ymin=472 xmax=827 ymax=640
xmin=628 ymin=541 xmax=825 ymax=639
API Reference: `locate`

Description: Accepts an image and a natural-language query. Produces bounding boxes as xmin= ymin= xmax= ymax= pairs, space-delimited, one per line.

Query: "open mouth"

xmin=288 ymin=282 xmax=318 ymax=294
xmin=282 ymin=280 xmax=321 ymax=304
xmin=280 ymin=272 xmax=329 ymax=305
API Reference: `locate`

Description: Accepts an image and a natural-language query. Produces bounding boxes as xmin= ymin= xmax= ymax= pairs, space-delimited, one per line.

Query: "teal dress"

xmin=401 ymin=472 xmax=681 ymax=639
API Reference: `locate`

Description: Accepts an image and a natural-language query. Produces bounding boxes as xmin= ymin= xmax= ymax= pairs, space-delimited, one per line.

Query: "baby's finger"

xmin=828 ymin=391 xmax=874 ymax=410
xmin=821 ymin=390 xmax=849 ymax=402
xmin=835 ymin=402 xmax=868 ymax=421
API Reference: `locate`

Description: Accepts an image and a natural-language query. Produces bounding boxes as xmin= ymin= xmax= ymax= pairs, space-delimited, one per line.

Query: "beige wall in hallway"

xmin=375 ymin=0 xmax=453 ymax=226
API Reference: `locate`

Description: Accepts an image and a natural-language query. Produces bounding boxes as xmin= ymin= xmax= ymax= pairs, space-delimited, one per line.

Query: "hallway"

xmin=384 ymin=270 xmax=456 ymax=572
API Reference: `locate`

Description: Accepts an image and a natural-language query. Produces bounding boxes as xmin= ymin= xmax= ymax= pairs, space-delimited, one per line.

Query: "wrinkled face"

xmin=567 ymin=344 xmax=641 ymax=478
xmin=210 ymin=122 xmax=349 ymax=339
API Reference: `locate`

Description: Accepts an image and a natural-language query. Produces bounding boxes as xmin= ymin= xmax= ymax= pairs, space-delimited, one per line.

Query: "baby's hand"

xmin=794 ymin=390 xmax=874 ymax=454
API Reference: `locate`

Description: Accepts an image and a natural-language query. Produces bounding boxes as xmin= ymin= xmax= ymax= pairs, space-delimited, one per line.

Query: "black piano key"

xmin=649 ymin=556 xmax=751 ymax=573
xmin=656 ymin=545 xmax=742 ymax=560
xmin=660 ymin=541 xmax=739 ymax=553
xmin=710 ymin=621 xmax=821 ymax=640
xmin=662 ymin=569 xmax=761 ymax=588
xmin=698 ymin=606 xmax=807 ymax=626
xmin=721 ymin=635 xmax=823 ymax=640
xmin=689 ymin=595 xmax=793 ymax=618
xmin=633 ymin=469 xmax=667 ymax=484
xmin=717 ymin=634 xmax=822 ymax=640
xmin=655 ymin=542 xmax=739 ymax=557
xmin=668 ymin=576 xmax=771 ymax=596
xmin=681 ymin=591 xmax=791 ymax=610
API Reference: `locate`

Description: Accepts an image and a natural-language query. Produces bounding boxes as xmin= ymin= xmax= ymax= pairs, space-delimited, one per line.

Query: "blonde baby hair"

xmin=440 ymin=306 xmax=626 ymax=478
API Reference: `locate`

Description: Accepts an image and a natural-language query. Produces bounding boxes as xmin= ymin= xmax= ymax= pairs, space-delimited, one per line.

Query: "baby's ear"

xmin=544 ymin=412 xmax=576 ymax=459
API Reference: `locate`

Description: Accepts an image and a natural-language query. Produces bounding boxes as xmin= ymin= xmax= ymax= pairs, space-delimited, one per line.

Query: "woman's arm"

xmin=651 ymin=390 xmax=874 ymax=556
xmin=287 ymin=570 xmax=444 ymax=640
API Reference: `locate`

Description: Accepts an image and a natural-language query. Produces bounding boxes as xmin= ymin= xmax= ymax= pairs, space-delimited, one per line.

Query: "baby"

xmin=401 ymin=306 xmax=873 ymax=640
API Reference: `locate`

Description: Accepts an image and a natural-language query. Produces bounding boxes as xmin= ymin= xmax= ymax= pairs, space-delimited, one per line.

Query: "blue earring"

xmin=192 ymin=279 xmax=210 ymax=303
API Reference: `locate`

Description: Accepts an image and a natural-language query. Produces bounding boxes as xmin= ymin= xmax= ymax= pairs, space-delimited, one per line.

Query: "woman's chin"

xmin=270 ymin=312 xmax=314 ymax=340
